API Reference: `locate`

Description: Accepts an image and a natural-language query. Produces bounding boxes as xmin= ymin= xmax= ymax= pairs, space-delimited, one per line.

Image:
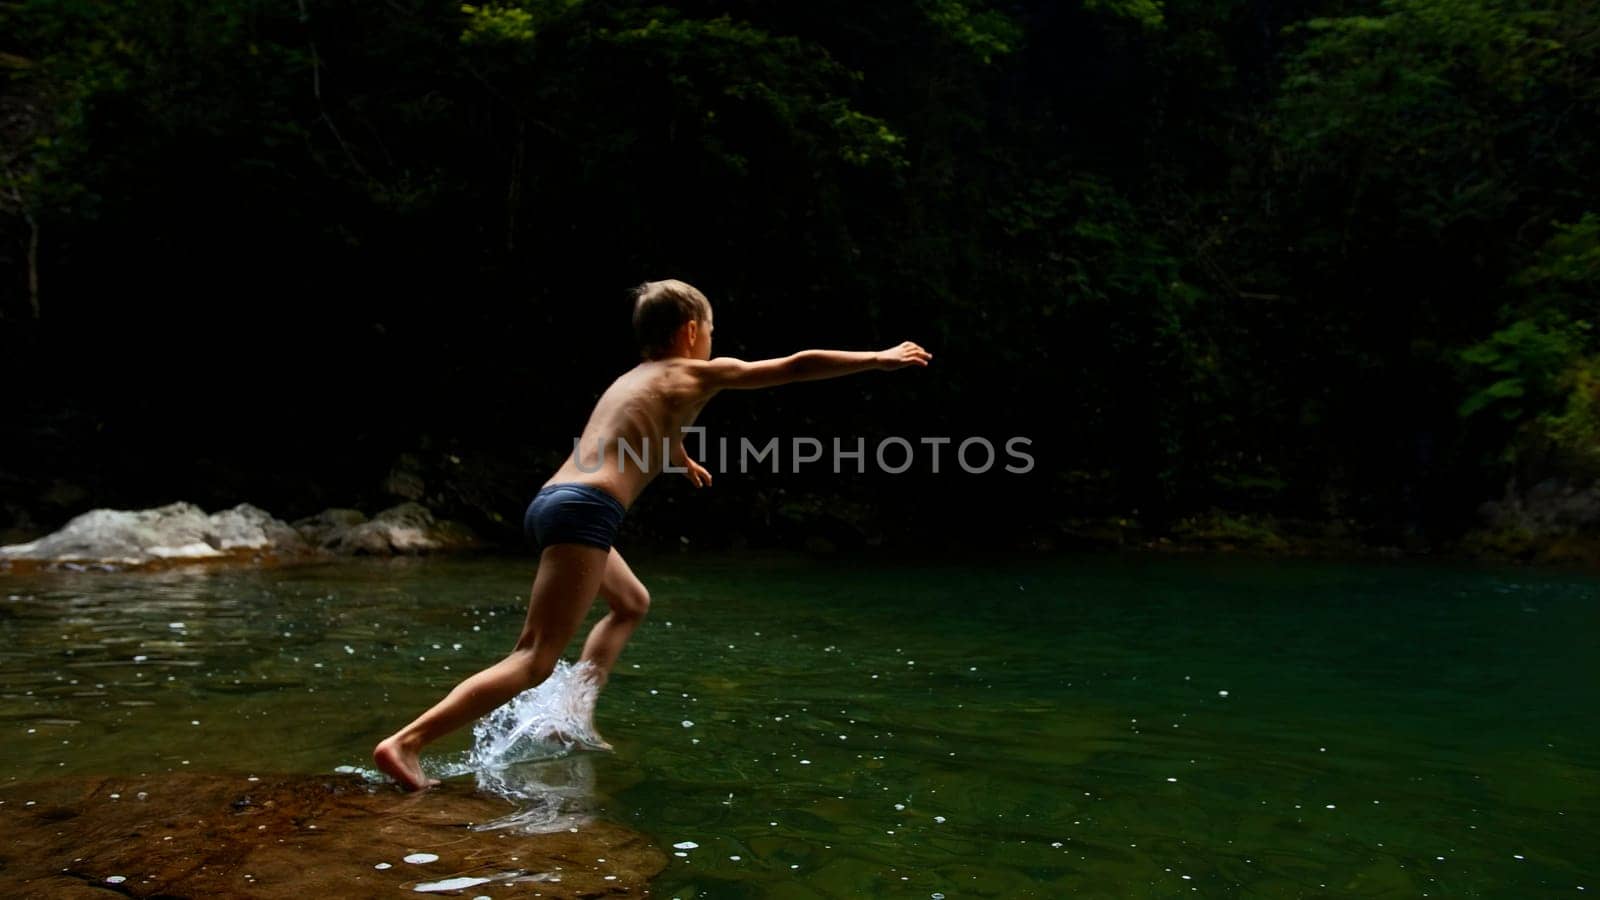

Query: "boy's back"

xmin=549 ymin=359 xmax=712 ymax=509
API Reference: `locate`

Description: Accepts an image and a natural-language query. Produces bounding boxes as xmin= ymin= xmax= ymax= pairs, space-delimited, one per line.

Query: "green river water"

xmin=0 ymin=551 xmax=1595 ymax=897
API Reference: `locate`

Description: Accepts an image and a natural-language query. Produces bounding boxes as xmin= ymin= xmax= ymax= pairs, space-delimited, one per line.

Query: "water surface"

xmin=1 ymin=552 xmax=1595 ymax=897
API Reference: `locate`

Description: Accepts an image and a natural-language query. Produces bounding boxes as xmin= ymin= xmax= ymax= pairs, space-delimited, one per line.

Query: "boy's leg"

xmin=577 ymin=547 xmax=650 ymax=687
xmin=373 ymin=542 xmax=610 ymax=790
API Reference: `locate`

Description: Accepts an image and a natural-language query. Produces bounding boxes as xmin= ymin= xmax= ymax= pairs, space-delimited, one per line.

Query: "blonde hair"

xmin=631 ymin=279 xmax=710 ymax=359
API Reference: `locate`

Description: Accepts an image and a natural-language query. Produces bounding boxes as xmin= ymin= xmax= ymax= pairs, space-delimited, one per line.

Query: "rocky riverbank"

xmin=0 ymin=500 xmax=480 ymax=574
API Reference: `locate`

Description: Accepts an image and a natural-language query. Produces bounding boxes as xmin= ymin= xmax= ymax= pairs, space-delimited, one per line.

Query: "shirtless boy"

xmin=373 ymin=279 xmax=932 ymax=790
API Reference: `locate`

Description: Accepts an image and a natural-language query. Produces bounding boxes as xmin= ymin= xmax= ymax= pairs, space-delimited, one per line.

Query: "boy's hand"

xmin=683 ymin=455 xmax=713 ymax=488
xmin=876 ymin=341 xmax=932 ymax=370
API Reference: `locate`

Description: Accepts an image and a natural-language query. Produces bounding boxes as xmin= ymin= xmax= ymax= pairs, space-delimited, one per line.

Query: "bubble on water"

xmin=729 ymin=855 xmax=741 ymax=861
xmin=1167 ymin=777 xmax=1178 ymax=783
xmin=374 ymin=862 xmax=392 ymax=869
xmin=1326 ymin=804 xmax=1336 ymax=809
xmin=404 ymin=853 xmax=440 ymax=864
xmin=168 ymin=622 xmax=185 ymax=630
xmin=1514 ymin=855 xmax=1525 ymax=860
xmin=105 ymin=876 xmax=126 ymax=884
xmin=133 ymin=655 xmax=148 ymax=663
xmin=934 ymin=816 xmax=946 ymax=823
xmin=800 ymin=760 xmax=812 ymax=765
xmin=1218 ymin=690 xmax=1229 ymax=697
xmin=681 ymin=721 xmax=694 ymax=728
xmin=674 ymin=841 xmax=699 ymax=850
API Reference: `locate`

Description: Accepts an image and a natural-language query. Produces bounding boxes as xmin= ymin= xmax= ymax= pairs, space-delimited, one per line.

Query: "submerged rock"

xmin=0 ymin=772 xmax=665 ymax=897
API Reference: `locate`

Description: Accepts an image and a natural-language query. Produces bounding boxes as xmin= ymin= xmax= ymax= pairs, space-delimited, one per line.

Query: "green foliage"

xmin=1275 ymin=0 xmax=1570 ymax=236
xmin=3 ymin=0 xmax=1597 ymax=543
xmin=1084 ymin=0 xmax=1166 ymax=29
xmin=1461 ymin=215 xmax=1600 ymax=472
xmin=460 ymin=5 xmax=540 ymax=44
xmin=1459 ymin=318 xmax=1580 ymax=420
xmin=921 ymin=0 xmax=1025 ymax=62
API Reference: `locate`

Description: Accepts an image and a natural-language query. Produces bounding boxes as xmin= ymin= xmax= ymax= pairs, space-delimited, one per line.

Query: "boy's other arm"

xmin=694 ymin=342 xmax=931 ymax=392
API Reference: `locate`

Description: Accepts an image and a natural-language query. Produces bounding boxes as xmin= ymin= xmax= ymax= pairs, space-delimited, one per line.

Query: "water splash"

xmin=341 ymin=659 xmax=607 ymax=831
xmin=468 ymin=659 xmax=610 ymax=769
xmin=460 ymin=659 xmax=605 ymax=831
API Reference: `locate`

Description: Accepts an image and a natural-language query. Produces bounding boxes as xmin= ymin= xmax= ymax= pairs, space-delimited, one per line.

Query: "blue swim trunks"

xmin=523 ymin=483 xmax=627 ymax=554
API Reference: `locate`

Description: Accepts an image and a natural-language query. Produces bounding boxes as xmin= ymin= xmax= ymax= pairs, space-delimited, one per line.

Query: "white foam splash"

xmin=468 ymin=659 xmax=608 ymax=768
xmin=345 ymin=660 xmax=608 ymax=830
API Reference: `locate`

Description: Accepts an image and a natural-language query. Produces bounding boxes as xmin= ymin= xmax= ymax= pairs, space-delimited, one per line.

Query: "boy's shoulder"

xmin=624 ymin=358 xmax=715 ymax=401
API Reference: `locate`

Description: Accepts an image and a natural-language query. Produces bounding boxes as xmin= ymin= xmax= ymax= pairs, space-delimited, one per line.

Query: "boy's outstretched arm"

xmin=695 ymin=342 xmax=931 ymax=392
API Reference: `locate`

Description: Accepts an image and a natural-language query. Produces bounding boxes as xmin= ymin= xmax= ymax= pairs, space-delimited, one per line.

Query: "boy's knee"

xmin=622 ymin=586 xmax=650 ymax=619
xmin=610 ymin=585 xmax=649 ymax=619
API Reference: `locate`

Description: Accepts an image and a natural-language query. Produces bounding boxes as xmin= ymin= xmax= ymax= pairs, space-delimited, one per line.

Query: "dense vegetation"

xmin=2 ymin=0 xmax=1596 ymax=553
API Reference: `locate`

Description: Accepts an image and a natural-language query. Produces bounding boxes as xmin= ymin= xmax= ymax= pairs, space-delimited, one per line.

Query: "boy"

xmin=374 ymin=279 xmax=931 ymax=790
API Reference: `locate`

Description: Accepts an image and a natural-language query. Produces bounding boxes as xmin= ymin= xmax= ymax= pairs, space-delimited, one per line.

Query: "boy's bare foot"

xmin=373 ymin=735 xmax=440 ymax=791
